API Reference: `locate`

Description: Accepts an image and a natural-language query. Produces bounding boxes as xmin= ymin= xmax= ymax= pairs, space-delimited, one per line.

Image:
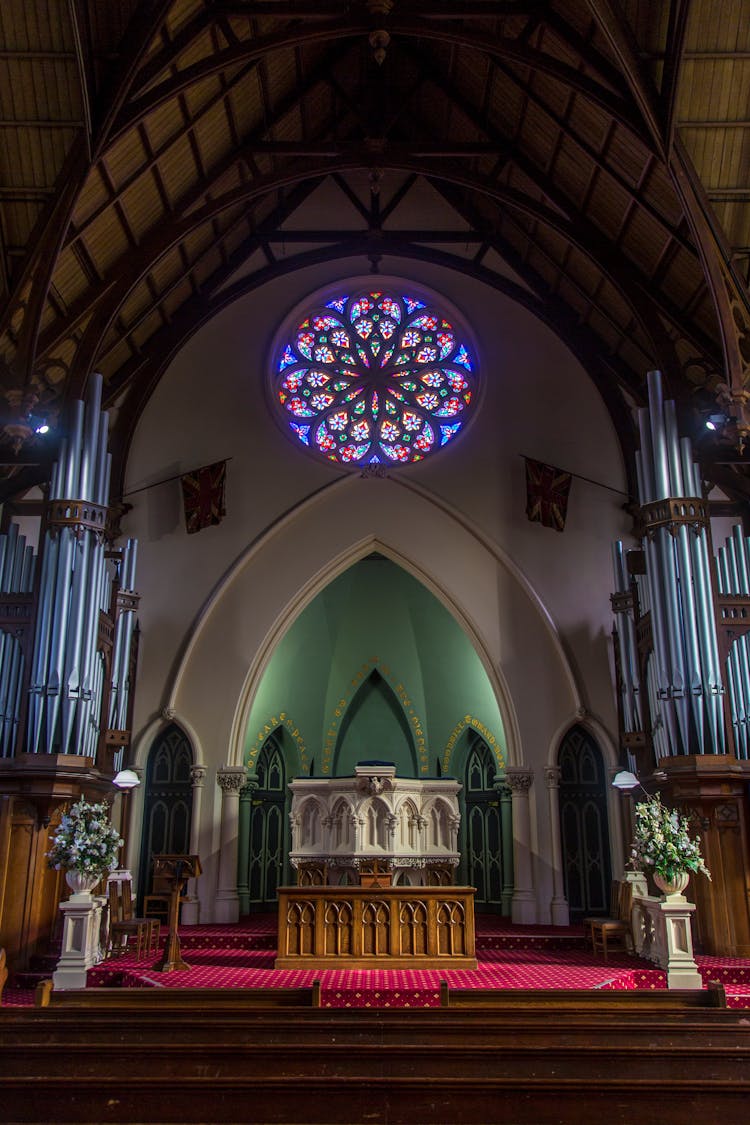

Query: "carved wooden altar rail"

xmin=275 ymin=885 xmax=477 ymax=969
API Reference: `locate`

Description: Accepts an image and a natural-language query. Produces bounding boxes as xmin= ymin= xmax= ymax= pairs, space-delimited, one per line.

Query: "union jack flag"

xmin=181 ymin=460 xmax=227 ymax=534
xmin=524 ymin=457 xmax=572 ymax=532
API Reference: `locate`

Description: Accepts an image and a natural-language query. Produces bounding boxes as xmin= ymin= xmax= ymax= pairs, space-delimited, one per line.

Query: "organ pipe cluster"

xmin=0 ymin=524 xmax=37 ymax=756
xmin=715 ymin=527 xmax=750 ymax=760
xmin=613 ymin=369 xmax=724 ymax=760
xmin=19 ymin=372 xmax=139 ymax=757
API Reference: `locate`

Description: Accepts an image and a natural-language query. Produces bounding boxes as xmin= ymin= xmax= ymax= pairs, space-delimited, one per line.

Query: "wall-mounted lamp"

xmin=112 ymin=769 xmax=140 ymax=790
xmin=612 ymin=770 xmax=641 ymax=790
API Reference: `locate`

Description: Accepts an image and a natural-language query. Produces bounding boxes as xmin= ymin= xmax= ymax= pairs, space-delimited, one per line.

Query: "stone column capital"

xmin=505 ymin=767 xmax=534 ymax=794
xmin=217 ymin=766 xmax=247 ymax=794
xmin=544 ymin=766 xmax=562 ymax=789
xmin=190 ymin=766 xmax=207 ymax=787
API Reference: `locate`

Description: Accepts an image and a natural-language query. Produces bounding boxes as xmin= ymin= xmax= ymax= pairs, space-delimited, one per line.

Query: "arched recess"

xmin=238 ymin=731 xmax=287 ymax=913
xmin=333 ymin=669 xmax=417 ymax=776
xmin=167 ymin=471 xmax=580 ymax=772
xmin=457 ymin=730 xmax=511 ymax=915
xmin=557 ymin=724 xmax=613 ymax=920
xmin=136 ymin=723 xmax=194 ymax=911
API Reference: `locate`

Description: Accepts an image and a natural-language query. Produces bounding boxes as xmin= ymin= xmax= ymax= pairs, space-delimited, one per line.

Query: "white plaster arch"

xmin=124 ymin=710 xmax=207 ymax=877
xmin=547 ymin=710 xmax=628 ymax=890
xmin=166 ymin=476 xmax=579 ymax=780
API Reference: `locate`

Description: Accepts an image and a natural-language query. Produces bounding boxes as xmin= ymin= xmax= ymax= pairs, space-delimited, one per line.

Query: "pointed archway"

xmin=137 ymin=724 xmax=194 ymax=911
xmin=557 ymin=725 xmax=613 ymax=920
xmin=333 ymin=668 xmax=417 ymax=776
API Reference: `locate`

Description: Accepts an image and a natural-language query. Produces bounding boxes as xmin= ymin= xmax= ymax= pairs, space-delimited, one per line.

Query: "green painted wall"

xmin=244 ymin=556 xmax=506 ymax=779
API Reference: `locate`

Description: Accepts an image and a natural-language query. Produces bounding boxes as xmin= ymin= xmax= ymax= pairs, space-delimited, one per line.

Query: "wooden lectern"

xmin=151 ymin=854 xmax=201 ymax=973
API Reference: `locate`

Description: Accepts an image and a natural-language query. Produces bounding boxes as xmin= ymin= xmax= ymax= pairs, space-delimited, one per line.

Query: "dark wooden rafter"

xmin=66 ymin=0 xmax=95 ymax=156
xmin=396 ymin=43 xmax=713 ymax=364
xmin=214 ymin=1 xmax=548 ymax=15
xmin=583 ymin=0 xmax=667 ymax=154
xmin=57 ymin=152 xmax=686 ymax=394
xmin=469 ymin=44 xmax=699 ymax=262
xmin=661 ymin=0 xmax=692 ymax=151
xmin=105 ymin=233 xmax=641 ymax=501
xmin=0 ymin=0 xmax=176 ymax=388
xmin=38 ymin=41 xmax=355 ymax=360
xmin=109 ymin=18 xmax=644 ymax=148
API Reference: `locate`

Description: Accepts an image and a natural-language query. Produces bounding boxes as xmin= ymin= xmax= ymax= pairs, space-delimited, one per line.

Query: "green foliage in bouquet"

xmin=46 ymin=797 xmax=123 ymax=877
xmin=631 ymin=794 xmax=710 ymax=882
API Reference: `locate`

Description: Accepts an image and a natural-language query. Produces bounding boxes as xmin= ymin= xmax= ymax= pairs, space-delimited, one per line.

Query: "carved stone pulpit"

xmin=151 ymin=854 xmax=201 ymax=973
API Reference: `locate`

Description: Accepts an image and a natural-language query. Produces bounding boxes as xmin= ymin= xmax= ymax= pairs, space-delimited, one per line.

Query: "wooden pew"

xmin=439 ymin=979 xmax=727 ymax=1009
xmin=0 ymin=947 xmax=7 ymax=1006
xmin=2 ymin=997 xmax=749 ymax=1123
xmin=34 ymin=978 xmax=321 ymax=1008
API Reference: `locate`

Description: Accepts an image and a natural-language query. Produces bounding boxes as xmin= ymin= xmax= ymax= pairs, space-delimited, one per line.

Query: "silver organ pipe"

xmin=25 ymin=372 xmax=139 ymax=757
xmin=613 ymin=370 xmax=725 ymax=761
xmin=0 ymin=523 xmax=37 ymax=756
xmin=715 ymin=526 xmax=750 ymax=760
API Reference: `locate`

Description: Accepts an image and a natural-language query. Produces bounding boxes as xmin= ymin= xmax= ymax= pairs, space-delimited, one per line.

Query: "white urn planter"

xmin=653 ymin=871 xmax=691 ymax=900
xmin=64 ymin=869 xmax=100 ymax=898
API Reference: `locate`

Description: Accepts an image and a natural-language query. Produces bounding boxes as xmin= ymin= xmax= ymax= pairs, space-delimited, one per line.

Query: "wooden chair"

xmin=108 ymin=878 xmax=160 ymax=960
xmin=586 ymin=879 xmax=633 ymax=961
xmin=143 ymin=872 xmax=174 ymax=922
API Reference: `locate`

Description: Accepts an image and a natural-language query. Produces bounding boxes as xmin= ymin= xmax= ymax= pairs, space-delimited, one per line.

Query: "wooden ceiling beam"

xmin=215 ymin=1 xmax=547 ymax=16
xmin=44 ymin=155 xmax=696 ymax=387
xmin=584 ymin=0 xmax=666 ymax=155
xmin=482 ymin=52 xmax=698 ymax=260
xmin=0 ymin=0 xmax=176 ymax=390
xmin=110 ymin=19 xmax=641 ymax=147
xmin=41 ymin=46 xmax=352 ymax=357
xmin=661 ymin=0 xmax=692 ymax=152
xmin=66 ymin=0 xmax=96 ymax=157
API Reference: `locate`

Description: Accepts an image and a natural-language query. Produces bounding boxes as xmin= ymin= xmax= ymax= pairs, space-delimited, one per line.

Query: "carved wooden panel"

xmin=276 ymin=886 xmax=477 ymax=970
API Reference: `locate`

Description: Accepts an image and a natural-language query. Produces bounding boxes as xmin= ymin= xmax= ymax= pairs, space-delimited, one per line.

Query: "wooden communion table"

xmin=275 ymin=885 xmax=477 ymax=970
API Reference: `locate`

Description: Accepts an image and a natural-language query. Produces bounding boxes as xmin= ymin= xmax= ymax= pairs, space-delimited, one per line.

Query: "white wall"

xmin=123 ymin=208 xmax=631 ymax=922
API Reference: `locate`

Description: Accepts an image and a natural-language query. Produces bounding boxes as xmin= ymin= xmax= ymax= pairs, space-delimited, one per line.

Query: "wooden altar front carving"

xmin=275 ymin=885 xmax=477 ymax=970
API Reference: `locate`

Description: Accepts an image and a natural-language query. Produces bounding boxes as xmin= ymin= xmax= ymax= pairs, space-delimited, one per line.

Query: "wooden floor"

xmin=1 ymin=989 xmax=749 ymax=1123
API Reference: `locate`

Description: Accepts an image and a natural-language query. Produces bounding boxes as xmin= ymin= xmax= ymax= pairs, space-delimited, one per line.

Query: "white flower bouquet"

xmin=46 ymin=797 xmax=123 ymax=877
xmin=631 ymin=794 xmax=710 ymax=882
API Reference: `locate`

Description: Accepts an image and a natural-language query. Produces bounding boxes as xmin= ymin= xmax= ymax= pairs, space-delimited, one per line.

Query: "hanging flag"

xmin=524 ymin=457 xmax=572 ymax=531
xmin=181 ymin=461 xmax=227 ymax=534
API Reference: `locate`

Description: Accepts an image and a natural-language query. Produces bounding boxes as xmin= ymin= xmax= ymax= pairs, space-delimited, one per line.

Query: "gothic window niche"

xmin=557 ymin=725 xmax=612 ymax=919
xmin=137 ymin=724 xmax=194 ymax=910
xmin=245 ymin=735 xmax=288 ymax=910
xmin=462 ymin=733 xmax=504 ymax=913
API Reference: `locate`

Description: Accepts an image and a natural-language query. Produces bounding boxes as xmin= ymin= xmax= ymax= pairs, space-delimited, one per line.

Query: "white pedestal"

xmin=53 ymin=893 xmax=103 ymax=990
xmin=631 ymin=888 xmax=703 ymax=990
xmin=660 ymin=896 xmax=703 ymax=990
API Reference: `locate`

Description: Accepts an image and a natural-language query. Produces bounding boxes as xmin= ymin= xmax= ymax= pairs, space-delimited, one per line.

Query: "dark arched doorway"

xmin=462 ymin=732 xmax=505 ymax=914
xmin=558 ymin=725 xmax=612 ymax=919
xmin=244 ymin=734 xmax=287 ymax=911
xmin=137 ymin=723 xmax=193 ymax=909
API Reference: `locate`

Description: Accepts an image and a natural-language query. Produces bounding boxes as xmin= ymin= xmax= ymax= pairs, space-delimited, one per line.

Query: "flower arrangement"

xmin=631 ymin=794 xmax=710 ymax=882
xmin=46 ymin=797 xmax=123 ymax=878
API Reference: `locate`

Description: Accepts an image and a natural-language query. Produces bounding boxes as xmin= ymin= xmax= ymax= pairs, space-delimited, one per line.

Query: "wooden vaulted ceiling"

xmin=0 ymin=0 xmax=749 ymax=502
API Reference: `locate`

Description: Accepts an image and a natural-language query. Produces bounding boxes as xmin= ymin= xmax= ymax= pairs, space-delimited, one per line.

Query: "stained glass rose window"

xmin=273 ymin=289 xmax=477 ymax=466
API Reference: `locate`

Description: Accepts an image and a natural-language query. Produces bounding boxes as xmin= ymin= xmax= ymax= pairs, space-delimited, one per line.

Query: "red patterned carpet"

xmin=4 ymin=914 xmax=750 ymax=1008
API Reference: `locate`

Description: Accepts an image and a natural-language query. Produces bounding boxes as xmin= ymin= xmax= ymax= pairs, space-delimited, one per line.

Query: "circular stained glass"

xmin=272 ymin=289 xmax=477 ymax=466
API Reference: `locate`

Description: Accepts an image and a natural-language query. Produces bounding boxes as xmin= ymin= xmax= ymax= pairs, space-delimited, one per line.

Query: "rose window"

xmin=273 ymin=289 xmax=477 ymax=466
